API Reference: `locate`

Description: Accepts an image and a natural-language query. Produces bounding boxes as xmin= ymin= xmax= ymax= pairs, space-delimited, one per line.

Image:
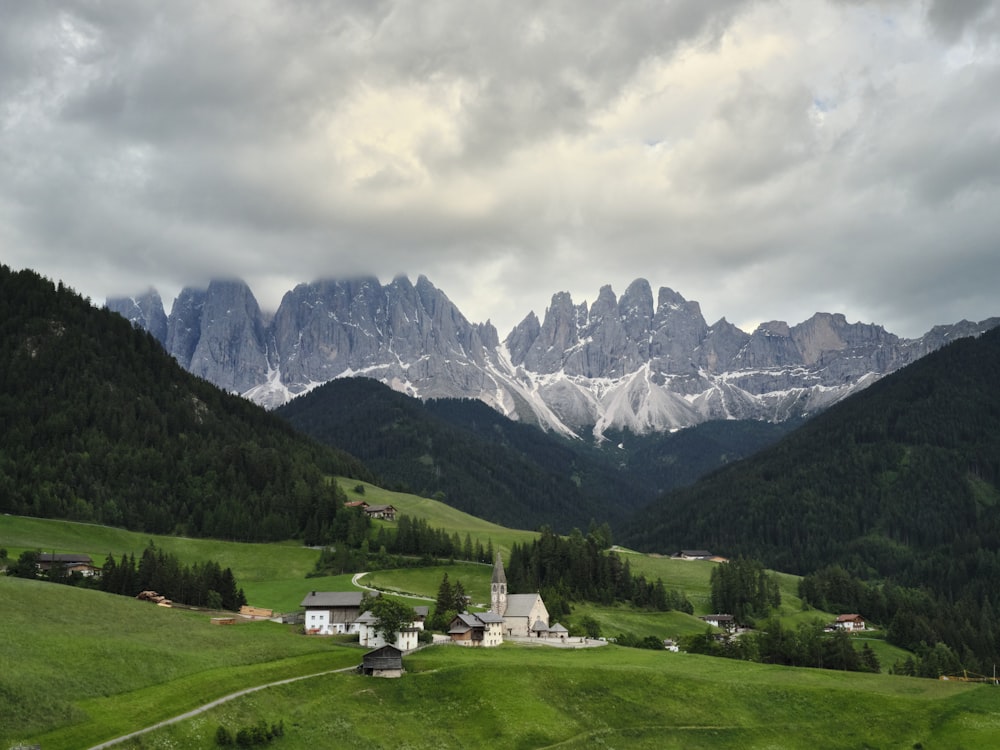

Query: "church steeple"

xmin=491 ymin=551 xmax=507 ymax=616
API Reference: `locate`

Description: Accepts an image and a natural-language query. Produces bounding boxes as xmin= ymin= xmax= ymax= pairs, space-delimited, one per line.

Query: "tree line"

xmin=506 ymin=527 xmax=693 ymax=613
xmin=6 ymin=542 xmax=247 ymax=611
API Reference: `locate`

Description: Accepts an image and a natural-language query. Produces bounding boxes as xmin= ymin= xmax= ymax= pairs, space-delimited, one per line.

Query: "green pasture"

xmin=336 ymin=477 xmax=540 ymax=552
xmin=103 ymin=643 xmax=995 ymax=750
xmin=3 ymin=514 xmax=984 ymax=750
xmin=1 ymin=514 xmax=316 ymax=582
xmin=0 ymin=575 xmax=361 ymax=749
xmin=358 ymin=561 xmax=492 ymax=605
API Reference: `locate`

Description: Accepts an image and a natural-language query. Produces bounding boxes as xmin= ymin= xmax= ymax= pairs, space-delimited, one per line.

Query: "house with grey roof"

xmin=37 ymin=553 xmax=100 ymax=577
xmin=301 ymin=590 xmax=367 ymax=635
xmin=357 ymin=605 xmax=429 ymax=651
xmin=448 ymin=611 xmax=504 ymax=647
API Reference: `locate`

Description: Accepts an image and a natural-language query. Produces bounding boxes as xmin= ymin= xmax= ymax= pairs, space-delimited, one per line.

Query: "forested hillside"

xmin=0 ymin=265 xmax=373 ymax=541
xmin=277 ymin=377 xmax=635 ymax=531
xmin=277 ymin=377 xmax=792 ymax=532
xmin=622 ymin=324 xmax=1000 ymax=668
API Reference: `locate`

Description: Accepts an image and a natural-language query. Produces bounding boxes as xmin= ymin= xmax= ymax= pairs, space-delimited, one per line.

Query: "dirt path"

xmin=87 ymin=665 xmax=357 ymax=749
xmin=352 ymin=571 xmax=435 ymax=601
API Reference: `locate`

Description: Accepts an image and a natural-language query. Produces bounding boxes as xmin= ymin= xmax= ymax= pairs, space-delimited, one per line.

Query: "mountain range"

xmin=108 ymin=276 xmax=998 ymax=437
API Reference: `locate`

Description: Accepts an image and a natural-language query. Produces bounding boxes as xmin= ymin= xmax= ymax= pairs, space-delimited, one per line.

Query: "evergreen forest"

xmin=277 ymin=376 xmax=790 ymax=531
xmin=622 ymin=325 xmax=1000 ymax=672
xmin=0 ymin=265 xmax=372 ymax=542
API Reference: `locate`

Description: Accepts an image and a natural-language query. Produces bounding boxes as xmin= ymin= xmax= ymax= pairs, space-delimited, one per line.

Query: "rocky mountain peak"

xmin=111 ymin=274 xmax=1000 ymax=438
xmin=106 ymin=288 xmax=168 ymax=346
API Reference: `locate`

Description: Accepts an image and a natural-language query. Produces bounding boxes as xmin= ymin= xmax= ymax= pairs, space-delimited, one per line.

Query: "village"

xmin=17 ymin=544 xmax=869 ymax=680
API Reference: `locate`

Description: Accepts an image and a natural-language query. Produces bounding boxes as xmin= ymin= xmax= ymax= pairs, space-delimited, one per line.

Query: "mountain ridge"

xmin=107 ymin=276 xmax=999 ymax=437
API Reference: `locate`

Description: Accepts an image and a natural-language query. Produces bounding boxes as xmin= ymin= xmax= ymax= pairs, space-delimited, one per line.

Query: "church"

xmin=490 ymin=552 xmax=551 ymax=638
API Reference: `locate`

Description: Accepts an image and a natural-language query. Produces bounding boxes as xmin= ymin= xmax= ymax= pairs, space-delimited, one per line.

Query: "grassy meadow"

xmin=336 ymin=477 xmax=541 ymax=554
xmin=3 ymin=506 xmax=991 ymax=748
xmin=57 ymin=639 xmax=1000 ymax=750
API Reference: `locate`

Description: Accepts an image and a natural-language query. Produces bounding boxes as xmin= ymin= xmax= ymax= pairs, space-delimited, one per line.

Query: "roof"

xmin=38 ymin=553 xmax=93 ymax=564
xmin=448 ymin=613 xmax=481 ymax=634
xmin=548 ymin=623 xmax=568 ymax=633
xmin=300 ymin=591 xmax=365 ymax=608
xmin=364 ymin=504 xmax=396 ymax=513
xmin=449 ymin=612 xmax=502 ymax=632
xmin=362 ymin=644 xmax=403 ymax=668
xmin=531 ymin=619 xmax=548 ymax=632
xmin=504 ymin=593 xmax=542 ymax=618
xmin=836 ymin=614 xmax=864 ymax=622
xmin=701 ymin=614 xmax=735 ymax=622
xmin=491 ymin=551 xmax=507 ymax=585
xmin=413 ymin=606 xmax=429 ymax=618
xmin=679 ymin=549 xmax=712 ymax=557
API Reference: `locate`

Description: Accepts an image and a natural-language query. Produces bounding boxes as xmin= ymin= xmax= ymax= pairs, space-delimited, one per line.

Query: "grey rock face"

xmin=112 ymin=274 xmax=1000 ymax=438
xmin=106 ymin=289 xmax=168 ymax=346
xmin=165 ymin=287 xmax=206 ymax=368
xmin=171 ymin=280 xmax=269 ymax=394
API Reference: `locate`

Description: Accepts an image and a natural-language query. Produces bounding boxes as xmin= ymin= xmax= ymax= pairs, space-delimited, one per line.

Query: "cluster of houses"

xmin=698 ymin=612 xmax=867 ymax=634
xmin=301 ymin=552 xmax=572 ymax=672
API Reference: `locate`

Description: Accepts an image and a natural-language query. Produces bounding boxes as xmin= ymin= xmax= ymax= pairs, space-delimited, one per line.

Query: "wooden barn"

xmin=360 ymin=645 xmax=404 ymax=678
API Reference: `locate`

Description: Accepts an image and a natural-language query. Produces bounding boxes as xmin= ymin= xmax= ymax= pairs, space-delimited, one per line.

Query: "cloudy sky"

xmin=3 ymin=1 xmax=998 ymax=339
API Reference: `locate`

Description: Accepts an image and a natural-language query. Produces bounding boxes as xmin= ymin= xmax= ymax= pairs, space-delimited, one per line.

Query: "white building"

xmin=356 ymin=606 xmax=428 ymax=651
xmin=490 ymin=552 xmax=550 ymax=638
xmin=300 ymin=591 xmax=365 ymax=635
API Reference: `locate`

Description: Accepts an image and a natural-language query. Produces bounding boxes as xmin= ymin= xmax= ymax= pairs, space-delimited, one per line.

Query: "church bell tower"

xmin=491 ymin=551 xmax=507 ymax=616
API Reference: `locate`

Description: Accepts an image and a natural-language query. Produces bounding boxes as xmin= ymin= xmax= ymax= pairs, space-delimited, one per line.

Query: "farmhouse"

xmin=357 ymin=606 xmax=428 ymax=651
xmin=490 ymin=552 xmax=551 ymax=638
xmin=700 ymin=614 xmax=737 ymax=632
xmin=832 ymin=614 xmax=866 ymax=632
xmin=673 ymin=549 xmax=714 ymax=560
xmin=448 ymin=611 xmax=505 ymax=647
xmin=301 ymin=591 xmax=367 ymax=635
xmin=36 ymin=553 xmax=100 ymax=577
xmin=364 ymin=504 xmax=397 ymax=521
xmin=361 ymin=645 xmax=404 ymax=678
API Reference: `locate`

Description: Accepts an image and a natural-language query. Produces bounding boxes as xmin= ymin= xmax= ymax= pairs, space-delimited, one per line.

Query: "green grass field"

xmin=5 ymin=511 xmax=990 ymax=749
xmin=337 ymin=477 xmax=541 ymax=554
xmin=75 ymin=641 xmax=998 ymax=750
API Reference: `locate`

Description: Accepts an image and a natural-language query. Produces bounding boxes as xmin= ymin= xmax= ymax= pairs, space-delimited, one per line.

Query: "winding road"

xmin=88 ymin=573 xmax=432 ymax=748
xmin=87 ymin=665 xmax=357 ymax=750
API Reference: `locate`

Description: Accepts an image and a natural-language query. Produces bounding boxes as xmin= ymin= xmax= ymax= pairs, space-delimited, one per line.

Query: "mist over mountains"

xmin=108 ymin=276 xmax=999 ymax=438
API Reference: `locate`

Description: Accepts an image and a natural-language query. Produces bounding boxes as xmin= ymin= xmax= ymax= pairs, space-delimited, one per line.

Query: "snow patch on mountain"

xmin=108 ymin=276 xmax=1000 ymax=439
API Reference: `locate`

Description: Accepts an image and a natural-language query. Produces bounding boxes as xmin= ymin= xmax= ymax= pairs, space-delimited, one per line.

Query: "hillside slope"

xmin=278 ymin=377 xmax=638 ymax=530
xmin=622 ymin=325 xmax=1000 ymax=666
xmin=0 ymin=265 xmax=372 ymax=541
xmin=623 ymin=325 xmax=1000 ymax=574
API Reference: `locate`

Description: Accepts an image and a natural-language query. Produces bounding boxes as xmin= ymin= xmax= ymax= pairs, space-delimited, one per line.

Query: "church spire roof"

xmin=492 ymin=551 xmax=507 ymax=585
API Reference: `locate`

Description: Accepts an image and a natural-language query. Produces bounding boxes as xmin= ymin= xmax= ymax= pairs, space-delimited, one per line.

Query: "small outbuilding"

xmin=361 ymin=645 xmax=404 ymax=678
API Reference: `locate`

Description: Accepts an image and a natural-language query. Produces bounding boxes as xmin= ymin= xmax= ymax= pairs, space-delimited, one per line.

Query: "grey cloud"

xmin=2 ymin=0 xmax=999 ymax=343
xmin=926 ymin=0 xmax=996 ymax=42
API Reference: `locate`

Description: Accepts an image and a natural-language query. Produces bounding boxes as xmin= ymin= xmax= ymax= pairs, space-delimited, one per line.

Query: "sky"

xmin=2 ymin=1 xmax=999 ymax=340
